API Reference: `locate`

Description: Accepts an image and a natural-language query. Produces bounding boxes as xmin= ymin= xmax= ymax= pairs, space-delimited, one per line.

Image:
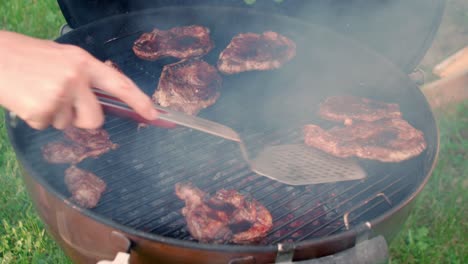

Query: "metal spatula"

xmin=94 ymin=89 xmax=366 ymax=185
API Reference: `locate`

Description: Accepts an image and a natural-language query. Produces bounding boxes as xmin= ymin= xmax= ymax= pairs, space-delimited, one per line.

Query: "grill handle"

xmin=287 ymin=236 xmax=388 ymax=264
xmin=96 ymin=236 xmax=388 ymax=264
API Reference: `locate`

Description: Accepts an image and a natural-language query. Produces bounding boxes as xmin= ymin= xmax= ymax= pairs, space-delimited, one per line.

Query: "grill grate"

xmin=14 ymin=48 xmax=430 ymax=245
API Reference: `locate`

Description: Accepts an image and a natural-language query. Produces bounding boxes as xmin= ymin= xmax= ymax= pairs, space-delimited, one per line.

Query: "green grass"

xmin=0 ymin=109 xmax=69 ymax=264
xmin=0 ymin=1 xmax=70 ymax=263
xmin=0 ymin=1 xmax=467 ymax=263
xmin=389 ymin=103 xmax=468 ymax=264
xmin=0 ymin=0 xmax=65 ymax=39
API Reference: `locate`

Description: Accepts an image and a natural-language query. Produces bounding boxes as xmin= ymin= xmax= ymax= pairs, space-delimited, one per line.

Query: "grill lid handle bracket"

xmin=276 ymin=243 xmax=296 ymax=263
xmin=355 ymin=222 xmax=373 ymax=245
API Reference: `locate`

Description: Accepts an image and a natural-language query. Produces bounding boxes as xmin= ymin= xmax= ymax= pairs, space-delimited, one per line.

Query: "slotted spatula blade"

xmin=94 ymin=89 xmax=367 ymax=185
xmin=250 ymin=144 xmax=366 ymax=185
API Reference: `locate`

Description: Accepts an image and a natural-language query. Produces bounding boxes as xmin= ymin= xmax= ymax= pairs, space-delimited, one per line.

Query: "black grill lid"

xmin=56 ymin=0 xmax=445 ymax=74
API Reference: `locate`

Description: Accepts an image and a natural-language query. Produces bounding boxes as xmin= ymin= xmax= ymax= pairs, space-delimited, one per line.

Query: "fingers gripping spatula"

xmin=94 ymin=89 xmax=366 ymax=185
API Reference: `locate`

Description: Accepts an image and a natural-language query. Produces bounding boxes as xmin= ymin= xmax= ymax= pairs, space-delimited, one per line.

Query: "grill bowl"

xmin=6 ymin=6 xmax=439 ymax=263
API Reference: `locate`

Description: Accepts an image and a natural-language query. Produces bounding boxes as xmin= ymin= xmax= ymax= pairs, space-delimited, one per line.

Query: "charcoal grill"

xmin=6 ymin=1 xmax=445 ymax=263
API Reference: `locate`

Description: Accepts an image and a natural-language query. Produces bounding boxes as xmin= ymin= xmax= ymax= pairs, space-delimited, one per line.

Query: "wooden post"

xmin=421 ymin=46 xmax=468 ymax=109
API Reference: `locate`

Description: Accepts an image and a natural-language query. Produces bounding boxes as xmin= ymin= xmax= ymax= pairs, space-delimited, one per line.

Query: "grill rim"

xmin=5 ymin=5 xmax=440 ymax=253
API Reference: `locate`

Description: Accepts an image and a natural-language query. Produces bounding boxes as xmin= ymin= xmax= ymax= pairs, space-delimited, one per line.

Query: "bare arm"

xmin=0 ymin=30 xmax=158 ymax=130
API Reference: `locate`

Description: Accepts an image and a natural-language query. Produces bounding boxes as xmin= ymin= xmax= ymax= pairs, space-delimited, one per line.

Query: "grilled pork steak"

xmin=42 ymin=142 xmax=89 ymax=164
xmin=153 ymin=59 xmax=221 ymax=115
xmin=65 ymin=166 xmax=106 ymax=208
xmin=217 ymin=31 xmax=296 ymax=74
xmin=133 ymin=25 xmax=214 ymax=61
xmin=212 ymin=189 xmax=273 ymax=244
xmin=64 ymin=126 xmax=118 ymax=151
xmin=42 ymin=127 xmax=118 ymax=164
xmin=304 ymin=118 xmax=427 ymax=162
xmin=175 ymin=183 xmax=273 ymax=244
xmin=319 ymin=96 xmax=402 ymax=125
xmin=175 ymin=183 xmax=232 ymax=243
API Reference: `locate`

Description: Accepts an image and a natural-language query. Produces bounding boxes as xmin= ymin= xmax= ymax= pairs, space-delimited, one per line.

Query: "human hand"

xmin=0 ymin=30 xmax=158 ymax=130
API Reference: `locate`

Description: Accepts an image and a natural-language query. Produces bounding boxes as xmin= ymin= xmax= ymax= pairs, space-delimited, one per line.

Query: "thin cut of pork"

xmin=153 ymin=58 xmax=222 ymax=115
xmin=133 ymin=25 xmax=214 ymax=61
xmin=304 ymin=118 xmax=427 ymax=162
xmin=175 ymin=182 xmax=273 ymax=244
xmin=217 ymin=31 xmax=296 ymax=74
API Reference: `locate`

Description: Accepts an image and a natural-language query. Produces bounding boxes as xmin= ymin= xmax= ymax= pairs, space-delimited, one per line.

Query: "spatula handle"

xmin=93 ymin=89 xmax=176 ymax=128
xmin=93 ymin=89 xmax=241 ymax=142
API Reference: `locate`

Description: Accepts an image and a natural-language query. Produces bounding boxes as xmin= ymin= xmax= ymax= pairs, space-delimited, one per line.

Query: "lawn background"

xmin=0 ymin=1 xmax=466 ymax=263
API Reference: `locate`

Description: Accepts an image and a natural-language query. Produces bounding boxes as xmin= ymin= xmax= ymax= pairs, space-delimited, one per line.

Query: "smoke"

xmin=30 ymin=2 xmax=441 ymax=245
xmin=80 ymin=0 xmax=441 ymax=153
xmin=79 ymin=0 xmax=438 ymax=185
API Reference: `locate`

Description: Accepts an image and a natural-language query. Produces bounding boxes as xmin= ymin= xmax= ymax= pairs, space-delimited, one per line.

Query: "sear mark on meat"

xmin=65 ymin=166 xmax=106 ymax=208
xmin=175 ymin=183 xmax=231 ymax=243
xmin=217 ymin=31 xmax=296 ymax=74
xmin=42 ymin=127 xmax=118 ymax=164
xmin=133 ymin=25 xmax=214 ymax=61
xmin=319 ymin=95 xmax=402 ymax=125
xmin=304 ymin=118 xmax=427 ymax=162
xmin=153 ymin=58 xmax=221 ymax=115
xmin=213 ymin=189 xmax=273 ymax=244
xmin=175 ymin=182 xmax=273 ymax=244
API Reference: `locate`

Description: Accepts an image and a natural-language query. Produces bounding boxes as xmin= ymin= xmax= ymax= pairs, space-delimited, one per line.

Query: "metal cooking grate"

xmin=14 ymin=49 xmax=430 ymax=245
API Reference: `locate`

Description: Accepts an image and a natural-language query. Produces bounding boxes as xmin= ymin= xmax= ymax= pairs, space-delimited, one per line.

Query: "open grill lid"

xmin=57 ymin=0 xmax=445 ymax=74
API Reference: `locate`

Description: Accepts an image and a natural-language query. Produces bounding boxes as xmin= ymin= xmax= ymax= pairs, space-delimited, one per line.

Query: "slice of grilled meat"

xmin=64 ymin=126 xmax=118 ymax=151
xmin=319 ymin=96 xmax=402 ymax=125
xmin=42 ymin=127 xmax=118 ymax=164
xmin=217 ymin=31 xmax=296 ymax=74
xmin=42 ymin=142 xmax=89 ymax=164
xmin=175 ymin=183 xmax=232 ymax=243
xmin=211 ymin=189 xmax=273 ymax=244
xmin=153 ymin=59 xmax=221 ymax=115
xmin=133 ymin=25 xmax=214 ymax=61
xmin=304 ymin=118 xmax=427 ymax=162
xmin=42 ymin=142 xmax=117 ymax=165
xmin=65 ymin=166 xmax=106 ymax=208
xmin=175 ymin=182 xmax=273 ymax=244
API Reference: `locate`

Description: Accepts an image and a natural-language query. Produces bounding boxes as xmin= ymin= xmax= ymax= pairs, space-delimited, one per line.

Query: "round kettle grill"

xmin=6 ymin=1 xmax=444 ymax=263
